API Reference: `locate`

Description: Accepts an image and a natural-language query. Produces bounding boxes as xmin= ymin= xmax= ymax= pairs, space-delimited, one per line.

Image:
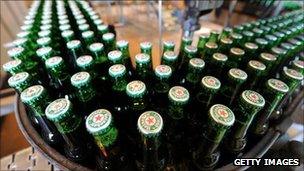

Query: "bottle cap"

xmin=21 ymin=25 xmax=33 ymax=31
xmin=271 ymin=47 xmax=287 ymax=55
xmin=97 ymin=24 xmax=108 ymax=32
xmin=245 ymin=42 xmax=258 ymax=50
xmin=267 ymin=79 xmax=289 ymax=94
xmin=36 ymin=47 xmax=52 ymax=59
xmin=78 ymin=24 xmax=89 ymax=31
xmin=223 ymin=27 xmax=232 ymax=32
xmin=163 ymin=51 xmax=177 ymax=61
xmin=135 ymin=53 xmax=150 ymax=64
xmin=265 ymin=35 xmax=278 ymax=42
xmin=273 ymin=32 xmax=284 ymax=39
xmin=13 ymin=38 xmax=27 ymax=47
xmin=253 ymin=28 xmax=263 ymax=34
xmin=241 ymin=90 xmax=265 ymax=108
xmin=209 ymin=104 xmax=235 ymax=127
xmin=40 ymin=24 xmax=52 ymax=31
xmin=230 ymin=47 xmax=245 ymax=56
xmin=199 ymin=34 xmax=208 ymax=39
xmin=102 ymin=33 xmax=115 ymax=41
xmin=67 ymin=40 xmax=81 ymax=49
xmin=163 ymin=40 xmax=175 ymax=47
xmin=58 ymin=19 xmax=68 ymax=25
xmin=281 ymin=43 xmax=295 ymax=50
xmin=61 ymin=30 xmax=74 ymax=38
xmin=116 ymin=40 xmax=129 ymax=48
xmin=109 ymin=64 xmax=126 ymax=78
xmin=228 ymin=68 xmax=247 ymax=82
xmin=45 ymin=98 xmax=72 ymax=122
xmin=242 ymin=31 xmax=254 ymax=37
xmin=220 ymin=37 xmax=233 ymax=44
xmin=255 ymin=38 xmax=268 ymax=45
xmin=260 ymin=52 xmax=276 ymax=61
xmin=212 ymin=53 xmax=227 ymax=61
xmin=205 ymin=42 xmax=218 ymax=49
xmin=283 ymin=68 xmax=303 ymax=81
xmin=76 ymin=55 xmax=93 ymax=68
xmin=89 ymin=42 xmax=103 ymax=52
xmin=168 ymin=86 xmax=189 ymax=105
xmin=140 ymin=41 xmax=152 ymax=49
xmin=292 ymin=60 xmax=304 ymax=69
xmin=230 ymin=32 xmax=243 ymax=39
xmin=201 ymin=76 xmax=221 ymax=90
xmin=38 ymin=30 xmax=51 ymax=37
xmin=154 ymin=65 xmax=172 ymax=78
xmin=137 ymin=111 xmax=163 ymax=137
xmin=8 ymin=72 xmax=30 ymax=88
xmin=71 ymin=72 xmax=91 ymax=87
xmin=86 ymin=109 xmax=113 ymax=135
xmin=248 ymin=60 xmax=266 ymax=71
xmin=189 ymin=58 xmax=205 ymax=69
xmin=21 ymin=85 xmax=45 ymax=104
xmin=37 ymin=37 xmax=51 ymax=46
xmin=3 ymin=59 xmax=22 ymax=73
xmin=185 ymin=45 xmax=197 ymax=53
xmin=93 ymin=19 xmax=103 ymax=25
xmin=126 ymin=80 xmax=146 ymax=98
xmin=77 ymin=19 xmax=87 ymax=25
xmin=7 ymin=47 xmax=24 ymax=59
xmin=45 ymin=56 xmax=63 ymax=68
xmin=182 ymin=36 xmax=192 ymax=43
xmin=288 ymin=38 xmax=301 ymax=46
xmin=82 ymin=31 xmax=94 ymax=38
xmin=108 ymin=50 xmax=122 ymax=62
xmin=17 ymin=31 xmax=30 ymax=38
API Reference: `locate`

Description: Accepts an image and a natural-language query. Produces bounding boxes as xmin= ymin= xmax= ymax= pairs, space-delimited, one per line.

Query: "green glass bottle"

xmin=67 ymin=40 xmax=84 ymax=69
xmin=226 ymin=90 xmax=265 ymax=154
xmin=38 ymin=30 xmax=51 ymax=38
xmin=245 ymin=60 xmax=266 ymax=89
xmin=116 ymin=40 xmax=134 ymax=76
xmin=102 ymin=32 xmax=116 ymax=54
xmin=234 ymin=25 xmax=244 ymax=34
xmin=163 ymin=40 xmax=175 ymax=53
xmin=291 ymin=60 xmax=304 ymax=75
xmin=37 ymin=37 xmax=51 ymax=48
xmin=258 ymin=52 xmax=277 ymax=76
xmin=45 ymin=98 xmax=89 ymax=163
xmin=192 ymin=104 xmax=235 ymax=170
xmin=97 ymin=24 xmax=109 ymax=38
xmin=61 ymin=30 xmax=75 ymax=43
xmin=208 ymin=30 xmax=220 ymax=43
xmin=252 ymin=79 xmax=289 ymax=136
xmin=59 ymin=24 xmax=71 ymax=32
xmin=288 ymin=38 xmax=302 ymax=53
xmin=181 ymin=58 xmax=205 ymax=93
xmin=197 ymin=35 xmax=208 ymax=57
xmin=270 ymin=46 xmax=287 ymax=72
xmin=220 ymin=27 xmax=232 ymax=39
xmin=280 ymin=42 xmax=296 ymax=62
xmin=226 ymin=47 xmax=245 ymax=70
xmin=140 ymin=41 xmax=153 ymax=57
xmin=280 ymin=68 xmax=303 ymax=93
xmin=218 ymin=37 xmax=233 ymax=54
xmin=161 ymin=51 xmax=178 ymax=73
xmin=255 ymin=38 xmax=269 ymax=52
xmin=207 ymin=53 xmax=228 ymax=78
xmin=242 ymin=42 xmax=259 ymax=66
xmin=135 ymin=53 xmax=153 ymax=84
xmin=3 ymin=59 xmax=23 ymax=75
xmin=36 ymin=46 xmax=56 ymax=62
xmin=82 ymin=30 xmax=95 ymax=49
xmin=8 ymin=72 xmax=33 ymax=93
xmin=242 ymin=31 xmax=254 ymax=43
xmin=230 ymin=32 xmax=243 ymax=48
xmin=252 ymin=27 xmax=263 ymax=38
xmin=71 ymin=72 xmax=98 ymax=115
xmin=21 ymin=85 xmax=62 ymax=146
xmin=202 ymin=42 xmax=218 ymax=63
xmin=265 ymin=34 xmax=278 ymax=47
xmin=136 ymin=111 xmax=166 ymax=171
xmin=179 ymin=36 xmax=192 ymax=59
xmin=108 ymin=50 xmax=124 ymax=65
xmin=86 ymin=109 xmax=132 ymax=170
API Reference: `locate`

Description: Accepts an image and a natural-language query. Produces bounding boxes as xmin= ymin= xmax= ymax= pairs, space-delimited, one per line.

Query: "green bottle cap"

xmin=126 ymin=80 xmax=146 ymax=98
xmin=135 ymin=53 xmax=150 ymax=64
xmin=89 ymin=42 xmax=104 ymax=52
xmin=245 ymin=42 xmax=258 ymax=50
xmin=185 ymin=45 xmax=197 ymax=53
xmin=137 ymin=111 xmax=163 ymax=137
xmin=20 ymin=85 xmax=45 ymax=104
xmin=292 ymin=60 xmax=304 ymax=70
xmin=36 ymin=47 xmax=52 ymax=59
xmin=267 ymin=79 xmax=289 ymax=94
xmin=76 ymin=55 xmax=93 ymax=68
xmin=108 ymin=50 xmax=122 ymax=62
xmin=45 ymin=56 xmax=63 ymax=68
xmin=212 ymin=53 xmax=228 ymax=61
xmin=61 ymin=30 xmax=74 ymax=38
xmin=220 ymin=37 xmax=233 ymax=44
xmin=79 ymin=24 xmax=89 ymax=31
xmin=38 ymin=30 xmax=51 ymax=37
xmin=97 ymin=24 xmax=108 ymax=32
xmin=109 ymin=64 xmax=126 ymax=78
xmin=201 ymin=76 xmax=221 ymax=90
xmin=163 ymin=51 xmax=177 ymax=61
xmin=228 ymin=68 xmax=248 ymax=82
xmin=163 ymin=40 xmax=175 ymax=48
xmin=241 ymin=90 xmax=265 ymax=108
xmin=45 ymin=98 xmax=72 ymax=122
xmin=7 ymin=47 xmax=24 ymax=59
xmin=271 ymin=47 xmax=287 ymax=55
xmin=3 ymin=59 xmax=22 ymax=73
xmin=255 ymin=38 xmax=268 ymax=46
xmin=283 ymin=68 xmax=303 ymax=81
xmin=71 ymin=71 xmax=91 ymax=87
xmin=154 ymin=65 xmax=172 ymax=78
xmin=260 ymin=53 xmax=276 ymax=62
xmin=67 ymin=40 xmax=81 ymax=49
xmin=168 ymin=86 xmax=190 ymax=105
xmin=140 ymin=41 xmax=152 ymax=49
xmin=86 ymin=109 xmax=113 ymax=135
xmin=37 ymin=37 xmax=51 ymax=46
xmin=230 ymin=47 xmax=245 ymax=56
xmin=116 ymin=40 xmax=129 ymax=48
xmin=189 ymin=58 xmax=205 ymax=69
xmin=205 ymin=42 xmax=218 ymax=49
xmin=102 ymin=33 xmax=115 ymax=41
xmin=8 ymin=72 xmax=30 ymax=88
xmin=82 ymin=30 xmax=94 ymax=39
xmin=248 ymin=60 xmax=266 ymax=71
xmin=17 ymin=31 xmax=30 ymax=38
xmin=209 ymin=104 xmax=235 ymax=127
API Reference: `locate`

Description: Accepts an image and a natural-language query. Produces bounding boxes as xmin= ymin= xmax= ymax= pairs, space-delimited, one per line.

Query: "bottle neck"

xmin=94 ymin=126 xmax=118 ymax=158
xmin=74 ymin=84 xmax=96 ymax=103
xmin=141 ymin=135 xmax=162 ymax=170
xmin=111 ymin=75 xmax=128 ymax=93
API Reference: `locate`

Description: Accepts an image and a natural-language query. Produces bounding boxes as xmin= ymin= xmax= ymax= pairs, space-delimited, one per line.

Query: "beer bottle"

xmin=234 ymin=25 xmax=244 ymax=34
xmin=97 ymin=24 xmax=109 ymax=39
xmin=208 ymin=30 xmax=220 ymax=43
xmin=135 ymin=53 xmax=153 ymax=84
xmin=108 ymin=50 xmax=124 ymax=65
xmin=226 ymin=90 xmax=265 ymax=154
xmin=280 ymin=68 xmax=303 ymax=94
xmin=288 ymin=38 xmax=302 ymax=53
xmin=45 ymin=98 xmax=89 ymax=163
xmin=242 ymin=31 xmax=254 ymax=43
xmin=201 ymin=42 xmax=218 ymax=63
xmin=252 ymin=27 xmax=263 ymax=38
xmin=76 ymin=55 xmax=96 ymax=77
xmin=165 ymin=86 xmax=189 ymax=169
xmin=81 ymin=30 xmax=95 ymax=49
xmin=270 ymin=46 xmax=287 ymax=73
xmin=179 ymin=36 xmax=192 ymax=59
xmin=251 ymin=79 xmax=289 ymax=136
xmin=102 ymin=32 xmax=116 ymax=54
xmin=140 ymin=41 xmax=153 ymax=57
xmin=116 ymin=40 xmax=134 ymax=77
xmin=151 ymin=65 xmax=172 ymax=113
xmin=220 ymin=68 xmax=247 ymax=106
xmin=242 ymin=42 xmax=259 ymax=66
xmin=265 ymin=34 xmax=278 ymax=47
xmin=245 ymin=60 xmax=266 ymax=89
xmin=273 ymin=31 xmax=285 ymax=44
xmin=36 ymin=46 xmax=56 ymax=62
xmin=71 ymin=72 xmax=99 ymax=115
xmin=59 ymin=24 xmax=71 ymax=32
xmin=163 ymin=40 xmax=175 ymax=53
xmin=181 ymin=58 xmax=205 ymax=93
xmin=86 ymin=109 xmax=133 ymax=170
xmin=206 ymin=53 xmax=228 ymax=78
xmin=37 ymin=37 xmax=52 ymax=48
xmin=67 ymin=40 xmax=84 ymax=70
xmin=197 ymin=35 xmax=208 ymax=57
xmin=61 ymin=30 xmax=75 ymax=43
xmin=3 ymin=59 xmax=23 ymax=75
xmin=218 ymin=37 xmax=233 ymax=54
xmin=291 ymin=60 xmax=304 ymax=75
xmin=8 ymin=72 xmax=34 ymax=93
xmin=258 ymin=52 xmax=277 ymax=76
xmin=79 ymin=24 xmax=90 ymax=33
xmin=136 ymin=111 xmax=166 ymax=171
xmin=254 ymin=38 xmax=269 ymax=52
xmin=161 ymin=51 xmax=178 ymax=73
xmin=225 ymin=47 xmax=245 ymax=71
xmin=21 ymin=85 xmax=62 ymax=146
xmin=77 ymin=19 xmax=88 ymax=26
xmin=192 ymin=104 xmax=235 ymax=170
xmin=38 ymin=30 xmax=52 ymax=38
xmin=219 ymin=27 xmax=232 ymax=39
xmin=230 ymin=32 xmax=243 ymax=48
xmin=280 ymin=43 xmax=296 ymax=64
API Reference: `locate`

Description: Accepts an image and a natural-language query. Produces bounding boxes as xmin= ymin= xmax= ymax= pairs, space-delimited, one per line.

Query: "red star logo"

xmin=146 ymin=116 xmax=155 ymax=125
xmin=176 ymin=89 xmax=184 ymax=96
xmin=94 ymin=114 xmax=103 ymax=122
xmin=218 ymin=109 xmax=228 ymax=118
